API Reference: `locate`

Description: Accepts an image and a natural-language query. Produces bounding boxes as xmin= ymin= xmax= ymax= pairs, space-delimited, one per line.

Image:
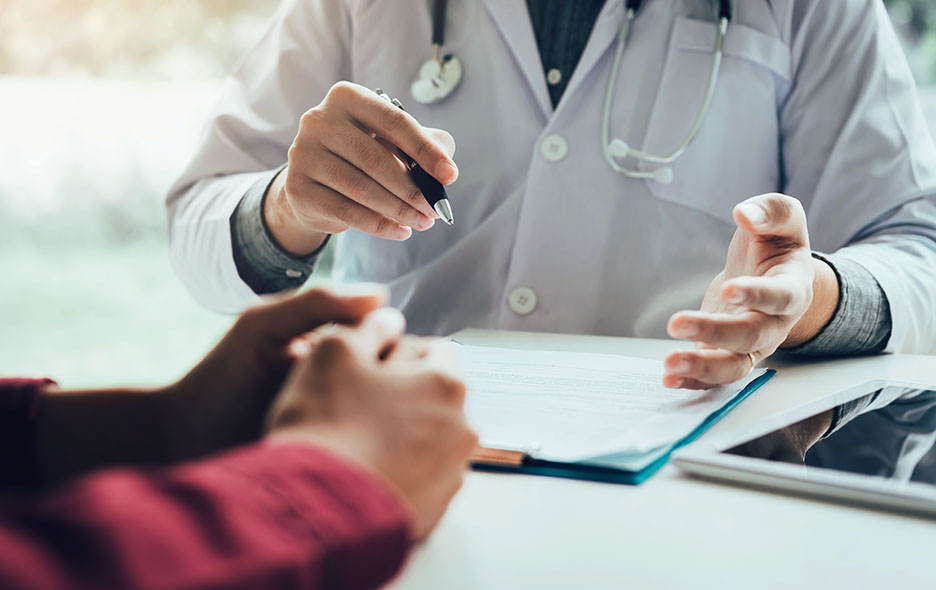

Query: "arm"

xmin=779 ymin=0 xmax=936 ymax=354
xmin=22 ymin=288 xmax=387 ymax=487
xmin=166 ymin=0 xmax=353 ymax=313
xmin=0 ymin=443 xmax=410 ymax=590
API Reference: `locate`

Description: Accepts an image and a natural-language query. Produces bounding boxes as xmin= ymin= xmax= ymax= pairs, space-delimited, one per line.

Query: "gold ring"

xmin=747 ymin=352 xmax=757 ymax=372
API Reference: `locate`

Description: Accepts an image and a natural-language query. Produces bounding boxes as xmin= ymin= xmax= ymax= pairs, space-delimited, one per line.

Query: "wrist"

xmin=782 ymin=256 xmax=840 ymax=348
xmin=264 ymin=167 xmax=329 ymax=256
xmin=37 ymin=386 xmax=177 ymax=484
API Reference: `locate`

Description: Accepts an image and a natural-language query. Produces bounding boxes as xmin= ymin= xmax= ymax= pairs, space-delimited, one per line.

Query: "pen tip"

xmin=434 ymin=199 xmax=454 ymax=226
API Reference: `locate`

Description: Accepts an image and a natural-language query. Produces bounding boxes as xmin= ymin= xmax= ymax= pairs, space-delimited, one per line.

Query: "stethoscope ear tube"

xmin=602 ymin=0 xmax=731 ymax=183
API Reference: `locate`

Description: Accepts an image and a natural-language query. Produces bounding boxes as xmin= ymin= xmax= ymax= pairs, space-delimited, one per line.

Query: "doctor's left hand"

xmin=664 ymin=194 xmax=839 ymax=389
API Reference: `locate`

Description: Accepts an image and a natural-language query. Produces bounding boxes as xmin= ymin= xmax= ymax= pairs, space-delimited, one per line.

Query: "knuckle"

xmin=328 ymin=81 xmax=356 ymax=100
xmin=764 ymin=193 xmax=794 ymax=222
xmin=380 ymin=107 xmax=409 ymax=134
xmin=234 ymin=305 xmax=264 ymax=331
xmin=314 ymin=335 xmax=354 ymax=365
xmin=776 ymin=288 xmax=795 ymax=313
xmin=396 ymin=199 xmax=416 ymax=222
xmin=373 ymin=215 xmax=396 ymax=237
xmin=343 ymin=171 xmax=371 ymax=201
xmin=413 ymin=138 xmax=437 ymax=162
xmin=357 ymin=143 xmax=385 ymax=172
xmin=429 ymin=372 xmax=466 ymax=402
xmin=299 ymin=108 xmax=328 ymax=131
xmin=405 ymin=184 xmax=425 ymax=207
xmin=329 ymin=200 xmax=357 ymax=224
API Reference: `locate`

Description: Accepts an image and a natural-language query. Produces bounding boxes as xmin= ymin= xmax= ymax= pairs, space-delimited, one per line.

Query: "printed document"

xmin=460 ymin=345 xmax=768 ymax=464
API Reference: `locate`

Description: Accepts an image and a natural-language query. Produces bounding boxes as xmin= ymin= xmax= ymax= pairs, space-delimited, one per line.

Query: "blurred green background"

xmin=1 ymin=0 xmax=935 ymax=388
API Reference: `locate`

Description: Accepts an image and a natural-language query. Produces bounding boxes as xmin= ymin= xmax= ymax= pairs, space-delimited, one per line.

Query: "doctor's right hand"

xmin=264 ymin=81 xmax=458 ymax=256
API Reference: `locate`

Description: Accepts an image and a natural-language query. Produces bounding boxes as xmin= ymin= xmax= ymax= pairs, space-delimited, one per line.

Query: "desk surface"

xmin=390 ymin=330 xmax=936 ymax=590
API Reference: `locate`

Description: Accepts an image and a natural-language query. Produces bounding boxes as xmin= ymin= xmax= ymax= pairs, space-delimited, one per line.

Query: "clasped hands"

xmin=664 ymin=193 xmax=839 ymax=389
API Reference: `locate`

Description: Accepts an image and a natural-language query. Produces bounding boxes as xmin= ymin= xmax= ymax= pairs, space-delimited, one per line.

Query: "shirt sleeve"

xmin=0 ymin=443 xmax=411 ymax=590
xmin=784 ymin=254 xmax=892 ymax=357
xmin=230 ymin=168 xmax=331 ymax=294
xmin=781 ymin=0 xmax=936 ymax=354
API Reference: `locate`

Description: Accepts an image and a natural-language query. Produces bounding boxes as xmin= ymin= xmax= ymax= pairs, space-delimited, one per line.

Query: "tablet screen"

xmin=724 ymin=385 xmax=936 ymax=486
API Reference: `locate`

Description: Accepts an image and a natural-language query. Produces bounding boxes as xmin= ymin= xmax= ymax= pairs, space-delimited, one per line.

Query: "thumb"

xmin=733 ymin=193 xmax=809 ymax=248
xmin=426 ymin=128 xmax=457 ymax=159
xmin=249 ymin=284 xmax=389 ymax=342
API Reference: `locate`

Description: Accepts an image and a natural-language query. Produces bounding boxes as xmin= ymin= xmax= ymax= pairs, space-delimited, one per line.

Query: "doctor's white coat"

xmin=167 ymin=0 xmax=936 ymax=352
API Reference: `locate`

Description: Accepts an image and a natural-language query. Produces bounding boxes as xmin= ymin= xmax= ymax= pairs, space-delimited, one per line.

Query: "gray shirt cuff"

xmin=229 ymin=168 xmax=330 ymax=295
xmin=783 ymin=252 xmax=892 ymax=357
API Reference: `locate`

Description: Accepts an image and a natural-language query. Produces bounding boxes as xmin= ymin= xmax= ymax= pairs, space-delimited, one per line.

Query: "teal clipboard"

xmin=471 ymin=370 xmax=776 ymax=485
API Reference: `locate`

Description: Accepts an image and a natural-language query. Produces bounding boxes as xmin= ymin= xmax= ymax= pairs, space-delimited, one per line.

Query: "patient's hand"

xmin=168 ymin=285 xmax=388 ymax=459
xmin=267 ymin=309 xmax=478 ymax=542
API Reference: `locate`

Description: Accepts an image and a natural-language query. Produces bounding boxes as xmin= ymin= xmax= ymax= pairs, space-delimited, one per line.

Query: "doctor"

xmin=168 ymin=0 xmax=936 ymax=389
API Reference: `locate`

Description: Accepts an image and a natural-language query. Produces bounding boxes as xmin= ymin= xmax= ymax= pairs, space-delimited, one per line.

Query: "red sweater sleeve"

xmin=0 ymin=442 xmax=412 ymax=590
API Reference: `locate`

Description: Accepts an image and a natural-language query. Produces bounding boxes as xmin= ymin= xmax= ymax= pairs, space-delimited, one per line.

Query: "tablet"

xmin=673 ymin=382 xmax=936 ymax=519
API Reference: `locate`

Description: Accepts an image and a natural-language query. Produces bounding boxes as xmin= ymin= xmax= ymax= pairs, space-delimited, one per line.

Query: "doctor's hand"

xmin=664 ymin=194 xmax=839 ymax=389
xmin=267 ymin=309 xmax=477 ymax=542
xmin=264 ymin=81 xmax=458 ymax=256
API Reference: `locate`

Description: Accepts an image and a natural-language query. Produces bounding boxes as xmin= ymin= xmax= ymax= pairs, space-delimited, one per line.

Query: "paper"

xmin=460 ymin=345 xmax=767 ymax=463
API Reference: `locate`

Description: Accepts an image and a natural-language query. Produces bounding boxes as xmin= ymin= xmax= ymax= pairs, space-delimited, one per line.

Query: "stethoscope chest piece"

xmin=411 ymin=54 xmax=463 ymax=104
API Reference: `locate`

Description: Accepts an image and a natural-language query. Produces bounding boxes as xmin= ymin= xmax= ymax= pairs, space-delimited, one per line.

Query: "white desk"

xmin=391 ymin=330 xmax=936 ymax=590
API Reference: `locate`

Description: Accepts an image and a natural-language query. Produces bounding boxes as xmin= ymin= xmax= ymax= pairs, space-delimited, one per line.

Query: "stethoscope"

xmin=411 ymin=0 xmax=464 ymax=104
xmin=412 ymin=0 xmax=734 ymax=184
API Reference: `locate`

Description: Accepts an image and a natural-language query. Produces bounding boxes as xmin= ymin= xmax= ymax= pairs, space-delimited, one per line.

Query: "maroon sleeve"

xmin=0 ymin=378 xmax=55 ymax=487
xmin=0 ymin=443 xmax=412 ymax=590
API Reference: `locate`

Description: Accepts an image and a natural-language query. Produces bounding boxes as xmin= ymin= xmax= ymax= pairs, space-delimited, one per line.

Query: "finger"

xmin=290 ymin=177 xmax=413 ymax=241
xmin=308 ymin=149 xmax=434 ymax=231
xmin=719 ymin=275 xmax=811 ymax=316
xmin=322 ymin=126 xmax=439 ymax=221
xmin=668 ymin=310 xmax=787 ymax=353
xmin=664 ymin=349 xmax=755 ymax=387
xmin=417 ymin=340 xmax=460 ymax=374
xmin=384 ymin=336 xmax=434 ymax=362
xmin=246 ymin=285 xmax=389 ymax=342
xmin=733 ymin=193 xmax=809 ymax=247
xmin=426 ymin=128 xmax=456 ymax=158
xmin=340 ymin=307 xmax=408 ymax=361
xmin=662 ymin=374 xmax=715 ymax=390
xmin=330 ymin=82 xmax=458 ymax=185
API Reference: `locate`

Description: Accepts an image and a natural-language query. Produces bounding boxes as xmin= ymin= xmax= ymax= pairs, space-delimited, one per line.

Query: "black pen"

xmin=374 ymin=88 xmax=454 ymax=225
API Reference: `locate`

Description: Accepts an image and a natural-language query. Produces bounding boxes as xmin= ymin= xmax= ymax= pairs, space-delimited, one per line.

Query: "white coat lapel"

xmin=481 ymin=0 xmax=552 ymax=118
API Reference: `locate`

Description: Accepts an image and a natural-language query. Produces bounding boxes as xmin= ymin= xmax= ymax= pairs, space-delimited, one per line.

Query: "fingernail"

xmin=395 ymin=225 xmax=413 ymax=240
xmin=435 ymin=161 xmax=459 ymax=184
xmin=415 ymin=215 xmax=435 ymax=230
xmin=673 ymin=379 xmax=686 ymax=389
xmin=739 ymin=203 xmax=767 ymax=226
xmin=673 ymin=360 xmax=691 ymax=374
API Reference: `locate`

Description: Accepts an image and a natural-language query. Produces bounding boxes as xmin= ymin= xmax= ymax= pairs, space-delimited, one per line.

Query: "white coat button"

xmin=547 ymin=68 xmax=562 ymax=85
xmin=540 ymin=135 xmax=568 ymax=162
xmin=508 ymin=287 xmax=537 ymax=315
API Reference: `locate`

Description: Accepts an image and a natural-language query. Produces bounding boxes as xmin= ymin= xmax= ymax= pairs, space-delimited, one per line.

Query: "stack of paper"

xmin=459 ymin=344 xmax=774 ymax=484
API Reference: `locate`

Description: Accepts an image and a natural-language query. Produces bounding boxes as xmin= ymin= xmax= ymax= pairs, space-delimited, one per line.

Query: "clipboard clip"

xmin=470 ymin=442 xmax=540 ymax=467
